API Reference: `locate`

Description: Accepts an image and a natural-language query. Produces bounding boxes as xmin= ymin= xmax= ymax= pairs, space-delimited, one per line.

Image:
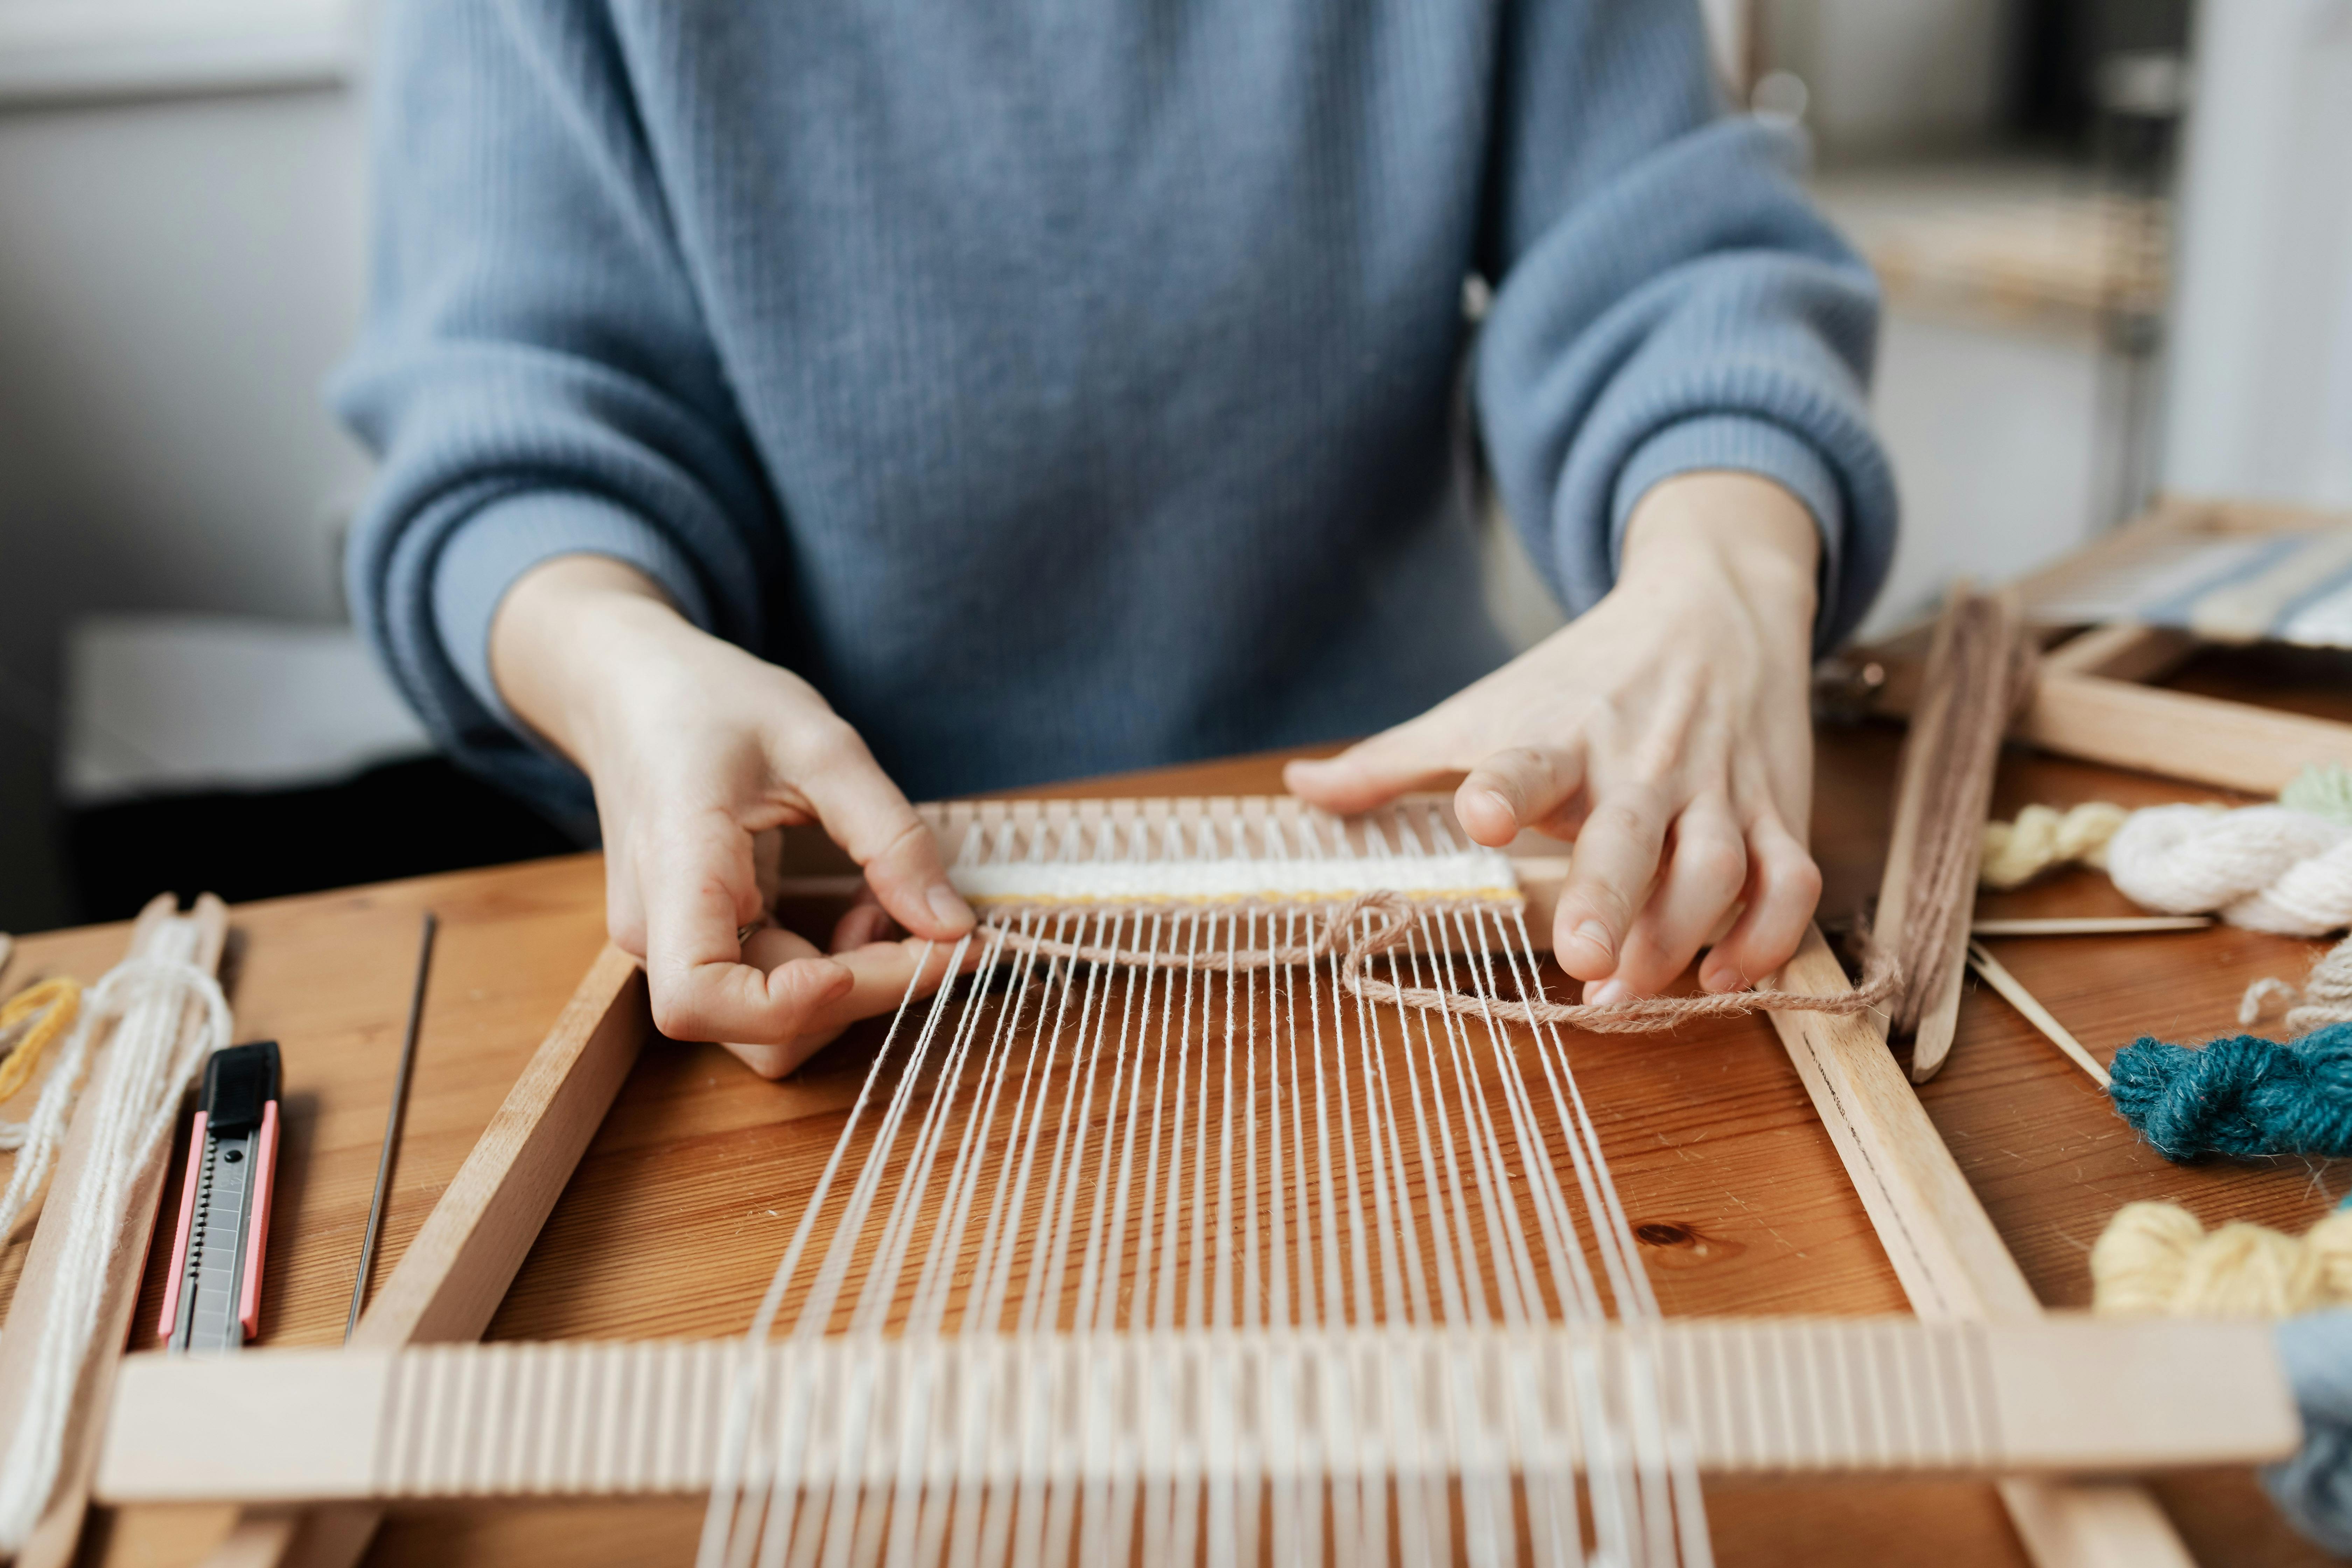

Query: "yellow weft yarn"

xmin=2091 ymin=1199 xmax=2352 ymax=1317
xmin=1979 ymin=802 xmax=2130 ymax=889
xmin=0 ymin=978 xmax=81 ymax=1104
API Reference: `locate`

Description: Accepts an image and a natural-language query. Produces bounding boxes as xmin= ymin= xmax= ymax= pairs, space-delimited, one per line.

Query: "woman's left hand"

xmin=1284 ymin=471 xmax=1825 ymax=1001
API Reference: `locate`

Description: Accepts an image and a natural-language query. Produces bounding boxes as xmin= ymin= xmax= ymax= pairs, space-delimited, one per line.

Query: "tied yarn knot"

xmin=2108 ymin=1024 xmax=2352 ymax=1161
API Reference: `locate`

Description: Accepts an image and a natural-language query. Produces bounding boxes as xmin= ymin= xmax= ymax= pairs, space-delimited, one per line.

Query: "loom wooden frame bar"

xmin=96 ymin=1317 xmax=2296 ymax=1505
xmin=1766 ymin=932 xmax=2195 ymax=1566
xmin=0 ymin=894 xmax=228 ymax=1568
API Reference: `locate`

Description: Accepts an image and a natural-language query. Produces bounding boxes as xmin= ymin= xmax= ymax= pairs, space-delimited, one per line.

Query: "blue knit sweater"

xmin=337 ymin=0 xmax=1893 ymax=825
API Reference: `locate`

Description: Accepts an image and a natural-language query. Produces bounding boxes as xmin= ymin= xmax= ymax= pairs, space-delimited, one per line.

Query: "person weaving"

xmin=339 ymin=1 xmax=1895 ymax=1077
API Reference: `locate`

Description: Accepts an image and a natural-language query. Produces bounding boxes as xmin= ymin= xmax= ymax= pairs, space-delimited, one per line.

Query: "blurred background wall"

xmin=1 ymin=0 xmax=2349 ymax=934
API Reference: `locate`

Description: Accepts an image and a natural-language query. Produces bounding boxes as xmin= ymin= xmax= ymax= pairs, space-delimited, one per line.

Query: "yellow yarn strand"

xmin=0 ymin=978 xmax=81 ymax=1105
xmin=2091 ymin=1199 xmax=2352 ymax=1317
xmin=1979 ymin=801 xmax=2130 ymax=889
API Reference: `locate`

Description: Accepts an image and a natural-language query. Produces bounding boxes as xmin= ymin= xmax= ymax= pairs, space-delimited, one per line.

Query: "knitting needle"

xmin=1969 ymin=915 xmax=2211 ymax=937
xmin=347 ymin=909 xmax=437 ymax=1342
xmin=1965 ymin=938 xmax=2110 ymax=1087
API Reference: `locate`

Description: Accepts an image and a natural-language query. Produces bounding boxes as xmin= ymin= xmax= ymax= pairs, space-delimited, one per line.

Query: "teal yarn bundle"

xmin=2109 ymin=1023 xmax=2352 ymax=1160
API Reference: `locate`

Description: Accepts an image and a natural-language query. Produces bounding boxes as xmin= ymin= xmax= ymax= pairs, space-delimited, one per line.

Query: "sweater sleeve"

xmin=332 ymin=0 xmax=775 ymax=825
xmin=1474 ymin=0 xmax=1896 ymax=653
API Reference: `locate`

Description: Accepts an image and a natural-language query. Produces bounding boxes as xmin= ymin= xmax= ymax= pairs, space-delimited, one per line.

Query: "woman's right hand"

xmin=490 ymin=555 xmax=974 ymax=1077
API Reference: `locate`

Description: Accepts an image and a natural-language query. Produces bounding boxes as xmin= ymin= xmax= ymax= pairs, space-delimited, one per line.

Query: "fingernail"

xmin=1574 ymin=920 xmax=1615 ymax=960
xmin=1481 ymin=790 xmax=1514 ymax=824
xmin=1588 ymin=979 xmax=1626 ymax=1007
xmin=1701 ymin=960 xmax=1745 ymax=994
xmin=929 ymin=883 xmax=975 ymax=932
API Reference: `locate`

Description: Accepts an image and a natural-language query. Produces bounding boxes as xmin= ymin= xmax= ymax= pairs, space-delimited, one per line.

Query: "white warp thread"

xmin=0 ymin=939 xmax=229 ymax=1552
xmin=2105 ymin=804 xmax=2352 ymax=936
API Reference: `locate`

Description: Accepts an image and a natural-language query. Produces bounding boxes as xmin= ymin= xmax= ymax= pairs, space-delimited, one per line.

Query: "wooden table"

xmin=1 ymin=722 xmax=2341 ymax=1568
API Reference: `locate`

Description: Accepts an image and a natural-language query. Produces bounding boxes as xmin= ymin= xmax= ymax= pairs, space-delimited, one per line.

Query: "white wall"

xmin=0 ymin=80 xmax=370 ymax=925
xmin=2162 ymin=0 xmax=2352 ymax=507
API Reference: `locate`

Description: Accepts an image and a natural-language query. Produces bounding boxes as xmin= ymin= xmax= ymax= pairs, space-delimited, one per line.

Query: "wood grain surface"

xmin=2 ymin=716 xmax=2345 ymax=1568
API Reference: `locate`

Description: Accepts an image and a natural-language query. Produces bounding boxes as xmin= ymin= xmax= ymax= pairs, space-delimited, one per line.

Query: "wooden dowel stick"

xmin=1966 ymin=941 xmax=2111 ymax=1087
xmin=1969 ymin=916 xmax=2211 ymax=936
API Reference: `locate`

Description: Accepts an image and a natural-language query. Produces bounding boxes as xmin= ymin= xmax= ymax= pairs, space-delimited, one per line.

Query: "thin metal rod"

xmin=346 ymin=909 xmax=438 ymax=1342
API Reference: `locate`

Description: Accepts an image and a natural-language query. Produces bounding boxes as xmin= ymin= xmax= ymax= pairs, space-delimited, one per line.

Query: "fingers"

xmin=1454 ymin=745 xmax=1583 ymax=847
xmin=1606 ymin=798 xmax=1748 ymax=999
xmin=790 ymin=723 xmax=973 ymax=941
xmin=832 ymin=886 xmax=897 ymax=952
xmin=1549 ymin=783 xmax=1671 ymax=985
xmin=1700 ymin=813 xmax=1821 ymax=992
xmin=640 ymin=808 xmax=853 ymax=1042
xmin=723 ymin=927 xmax=969 ymax=1079
xmin=1282 ymin=718 xmax=1456 ymax=817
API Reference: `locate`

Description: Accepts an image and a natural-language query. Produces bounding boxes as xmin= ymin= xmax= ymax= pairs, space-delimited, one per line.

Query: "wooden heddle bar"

xmin=97 ymin=1317 xmax=2294 ymax=1506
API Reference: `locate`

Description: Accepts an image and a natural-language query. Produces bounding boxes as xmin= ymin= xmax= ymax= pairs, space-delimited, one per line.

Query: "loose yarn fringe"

xmin=2092 ymin=1199 xmax=2352 ymax=1317
xmin=984 ymin=889 xmax=1900 ymax=1034
xmin=2240 ymin=932 xmax=2352 ymax=1038
xmin=0 ymin=945 xmax=229 ymax=1553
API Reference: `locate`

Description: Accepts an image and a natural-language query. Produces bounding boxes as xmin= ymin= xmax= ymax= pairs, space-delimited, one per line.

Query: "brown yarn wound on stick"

xmin=1877 ymin=590 xmax=2039 ymax=1037
xmin=979 ymin=890 xmax=1898 ymax=1035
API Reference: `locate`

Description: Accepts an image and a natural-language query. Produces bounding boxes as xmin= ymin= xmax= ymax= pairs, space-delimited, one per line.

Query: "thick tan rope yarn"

xmin=978 ymin=890 xmax=1898 ymax=1035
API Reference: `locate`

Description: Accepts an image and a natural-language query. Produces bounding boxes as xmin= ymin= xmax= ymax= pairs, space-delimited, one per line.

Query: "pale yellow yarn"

xmin=1979 ymin=801 xmax=2131 ymax=890
xmin=2091 ymin=1199 xmax=2352 ymax=1317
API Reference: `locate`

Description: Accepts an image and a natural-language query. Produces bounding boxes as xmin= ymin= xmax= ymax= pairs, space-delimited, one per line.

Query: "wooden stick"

xmin=0 ymin=893 xmax=229 ymax=1568
xmin=203 ymin=943 xmax=652 ymax=1568
xmin=0 ymin=933 xmax=15 ymax=988
xmin=1966 ymin=941 xmax=2111 ymax=1087
xmin=1767 ymin=925 xmax=2196 ymax=1568
xmin=1969 ymin=916 xmax=2211 ymax=936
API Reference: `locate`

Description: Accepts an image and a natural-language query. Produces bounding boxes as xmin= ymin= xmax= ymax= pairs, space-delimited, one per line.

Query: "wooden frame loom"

xmin=79 ymin=786 xmax=2290 ymax=1568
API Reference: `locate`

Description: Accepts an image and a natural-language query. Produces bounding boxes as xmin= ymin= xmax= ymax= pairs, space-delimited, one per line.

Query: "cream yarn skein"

xmin=2104 ymin=804 xmax=2352 ymax=936
xmin=2093 ymin=1200 xmax=2352 ymax=1317
xmin=1979 ymin=802 xmax=2130 ymax=889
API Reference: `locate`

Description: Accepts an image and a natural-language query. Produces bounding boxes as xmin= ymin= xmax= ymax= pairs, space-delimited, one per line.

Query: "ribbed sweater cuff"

xmin=429 ymin=491 xmax=716 ymax=727
xmin=1609 ymin=414 xmax=1847 ymax=653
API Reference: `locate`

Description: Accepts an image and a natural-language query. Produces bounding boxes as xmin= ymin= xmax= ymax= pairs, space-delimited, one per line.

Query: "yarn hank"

xmin=2106 ymin=802 xmax=2352 ymax=935
xmin=1979 ymin=801 xmax=2129 ymax=889
xmin=2108 ymin=1023 xmax=2352 ymax=1161
xmin=0 ymin=937 xmax=229 ymax=1553
xmin=2091 ymin=1200 xmax=2352 ymax=1317
xmin=0 ymin=977 xmax=81 ymax=1119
